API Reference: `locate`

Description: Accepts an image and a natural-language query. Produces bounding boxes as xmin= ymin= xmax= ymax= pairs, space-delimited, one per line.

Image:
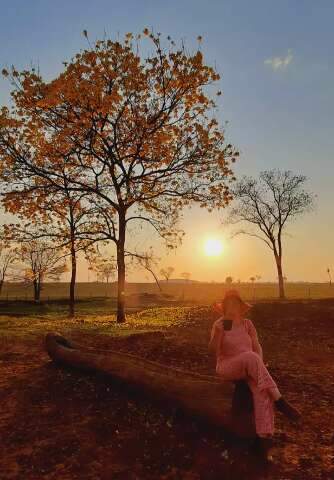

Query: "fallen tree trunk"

xmin=45 ymin=332 xmax=255 ymax=438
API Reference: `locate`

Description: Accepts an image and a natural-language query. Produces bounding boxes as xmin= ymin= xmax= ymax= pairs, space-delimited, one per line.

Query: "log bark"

xmin=45 ymin=332 xmax=256 ymax=438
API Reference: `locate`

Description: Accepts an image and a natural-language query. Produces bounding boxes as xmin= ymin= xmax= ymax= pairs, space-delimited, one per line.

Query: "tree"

xmin=20 ymin=242 xmax=67 ymax=301
xmin=229 ymin=170 xmax=314 ymax=299
xmin=134 ymin=249 xmax=162 ymax=292
xmin=0 ymin=30 xmax=238 ymax=321
xmin=327 ymin=267 xmax=332 ymax=286
xmin=160 ymin=266 xmax=175 ymax=283
xmin=89 ymin=254 xmax=116 ymax=284
xmin=225 ymin=276 xmax=233 ymax=285
xmin=0 ymin=243 xmax=16 ymax=295
xmin=99 ymin=263 xmax=116 ymax=284
xmin=3 ymin=189 xmax=99 ymax=316
xmin=249 ymin=275 xmax=261 ymax=299
xmin=181 ymin=271 xmax=191 ymax=282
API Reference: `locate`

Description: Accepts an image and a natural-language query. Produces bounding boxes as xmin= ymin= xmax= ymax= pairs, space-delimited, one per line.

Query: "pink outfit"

xmin=211 ymin=318 xmax=280 ymax=436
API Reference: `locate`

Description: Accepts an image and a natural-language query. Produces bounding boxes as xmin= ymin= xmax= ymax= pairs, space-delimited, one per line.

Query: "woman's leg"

xmin=218 ymin=352 xmax=300 ymax=432
xmin=217 ymin=351 xmax=278 ymax=436
xmin=218 ymin=351 xmax=279 ymax=392
xmin=248 ymin=378 xmax=275 ymax=437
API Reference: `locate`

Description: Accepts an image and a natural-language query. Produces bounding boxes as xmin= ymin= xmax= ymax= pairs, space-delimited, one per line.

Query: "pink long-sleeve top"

xmin=210 ymin=317 xmax=263 ymax=361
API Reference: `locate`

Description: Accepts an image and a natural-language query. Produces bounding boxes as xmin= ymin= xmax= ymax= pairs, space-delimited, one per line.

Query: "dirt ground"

xmin=0 ymin=300 xmax=333 ymax=479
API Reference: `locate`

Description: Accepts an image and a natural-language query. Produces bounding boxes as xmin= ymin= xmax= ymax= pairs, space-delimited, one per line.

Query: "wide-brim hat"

xmin=214 ymin=289 xmax=252 ymax=315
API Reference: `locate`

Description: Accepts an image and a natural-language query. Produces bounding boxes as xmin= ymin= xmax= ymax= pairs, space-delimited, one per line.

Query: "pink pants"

xmin=216 ymin=351 xmax=280 ymax=436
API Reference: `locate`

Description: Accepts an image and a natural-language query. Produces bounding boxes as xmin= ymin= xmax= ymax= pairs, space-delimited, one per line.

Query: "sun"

xmin=204 ymin=238 xmax=224 ymax=257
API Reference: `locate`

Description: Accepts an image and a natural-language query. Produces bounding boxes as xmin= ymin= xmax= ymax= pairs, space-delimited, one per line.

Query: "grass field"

xmin=0 ymin=281 xmax=333 ymax=319
xmin=0 ymin=281 xmax=333 ymax=303
xmin=0 ymin=301 xmax=333 ymax=479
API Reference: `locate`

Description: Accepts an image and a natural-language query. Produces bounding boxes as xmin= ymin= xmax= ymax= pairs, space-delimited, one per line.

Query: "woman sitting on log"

xmin=209 ymin=289 xmax=301 ymax=448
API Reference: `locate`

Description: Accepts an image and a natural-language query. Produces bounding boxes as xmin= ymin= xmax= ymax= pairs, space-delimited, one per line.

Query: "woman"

xmin=209 ymin=289 xmax=300 ymax=449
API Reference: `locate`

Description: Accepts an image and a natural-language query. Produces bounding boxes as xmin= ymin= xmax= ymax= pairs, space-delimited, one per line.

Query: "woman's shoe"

xmin=251 ymin=436 xmax=274 ymax=460
xmin=275 ymin=397 xmax=301 ymax=421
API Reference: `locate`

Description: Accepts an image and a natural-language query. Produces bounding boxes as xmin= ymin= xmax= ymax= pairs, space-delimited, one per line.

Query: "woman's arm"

xmin=209 ymin=319 xmax=224 ymax=357
xmin=247 ymin=319 xmax=263 ymax=360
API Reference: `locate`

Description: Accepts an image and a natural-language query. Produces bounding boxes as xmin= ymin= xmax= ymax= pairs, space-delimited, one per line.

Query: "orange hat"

xmin=213 ymin=289 xmax=252 ymax=315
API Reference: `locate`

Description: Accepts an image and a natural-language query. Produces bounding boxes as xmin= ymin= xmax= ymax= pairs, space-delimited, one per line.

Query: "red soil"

xmin=0 ymin=300 xmax=333 ymax=479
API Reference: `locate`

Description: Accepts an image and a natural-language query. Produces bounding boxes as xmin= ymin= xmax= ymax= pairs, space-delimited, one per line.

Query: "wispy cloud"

xmin=264 ymin=49 xmax=293 ymax=71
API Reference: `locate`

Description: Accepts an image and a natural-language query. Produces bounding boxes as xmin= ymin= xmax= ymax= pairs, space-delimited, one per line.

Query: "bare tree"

xmin=181 ymin=272 xmax=191 ymax=282
xmin=229 ymin=170 xmax=314 ymax=299
xmin=0 ymin=243 xmax=16 ymax=295
xmin=160 ymin=267 xmax=175 ymax=283
xmin=249 ymin=275 xmax=261 ymax=299
xmin=90 ymin=254 xmax=116 ymax=284
xmin=135 ymin=250 xmax=162 ymax=292
xmin=327 ymin=267 xmax=332 ymax=286
xmin=20 ymin=242 xmax=67 ymax=301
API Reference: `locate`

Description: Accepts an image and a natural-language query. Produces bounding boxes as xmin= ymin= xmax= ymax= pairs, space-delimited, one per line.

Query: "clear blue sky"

xmin=1 ymin=0 xmax=333 ymax=281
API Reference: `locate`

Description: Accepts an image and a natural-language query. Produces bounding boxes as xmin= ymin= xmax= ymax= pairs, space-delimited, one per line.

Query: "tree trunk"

xmin=148 ymin=269 xmax=162 ymax=292
xmin=0 ymin=280 xmax=3 ymax=296
xmin=45 ymin=332 xmax=256 ymax=439
xmin=33 ymin=279 xmax=40 ymax=302
xmin=69 ymin=232 xmax=76 ymax=317
xmin=117 ymin=210 xmax=126 ymax=323
xmin=275 ymin=254 xmax=285 ymax=299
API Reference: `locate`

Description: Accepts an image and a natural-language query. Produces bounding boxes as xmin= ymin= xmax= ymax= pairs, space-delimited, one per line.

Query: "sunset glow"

xmin=203 ymin=238 xmax=224 ymax=257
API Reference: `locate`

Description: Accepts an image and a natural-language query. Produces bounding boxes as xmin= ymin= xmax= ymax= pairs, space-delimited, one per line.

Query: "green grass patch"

xmin=0 ymin=306 xmax=193 ymax=340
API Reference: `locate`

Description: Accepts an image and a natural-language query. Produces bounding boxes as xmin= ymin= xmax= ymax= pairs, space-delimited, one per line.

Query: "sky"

xmin=0 ymin=0 xmax=333 ymax=282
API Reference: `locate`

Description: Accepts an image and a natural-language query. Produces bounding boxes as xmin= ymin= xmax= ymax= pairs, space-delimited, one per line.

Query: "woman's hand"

xmin=212 ymin=302 xmax=223 ymax=315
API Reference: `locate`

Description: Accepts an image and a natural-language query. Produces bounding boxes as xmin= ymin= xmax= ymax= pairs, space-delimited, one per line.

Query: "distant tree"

xmin=20 ymin=242 xmax=67 ymax=301
xmin=181 ymin=272 xmax=191 ymax=282
xmin=327 ymin=268 xmax=332 ymax=286
xmin=249 ymin=275 xmax=260 ymax=299
xmin=135 ymin=250 xmax=162 ymax=292
xmin=225 ymin=276 xmax=233 ymax=285
xmin=228 ymin=170 xmax=315 ymax=299
xmin=90 ymin=256 xmax=116 ymax=284
xmin=0 ymin=243 xmax=16 ymax=295
xmin=3 ymin=190 xmax=98 ymax=316
xmin=160 ymin=267 xmax=175 ymax=283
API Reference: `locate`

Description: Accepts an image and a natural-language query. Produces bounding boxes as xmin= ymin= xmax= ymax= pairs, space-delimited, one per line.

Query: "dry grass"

xmin=0 ymin=281 xmax=333 ymax=303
